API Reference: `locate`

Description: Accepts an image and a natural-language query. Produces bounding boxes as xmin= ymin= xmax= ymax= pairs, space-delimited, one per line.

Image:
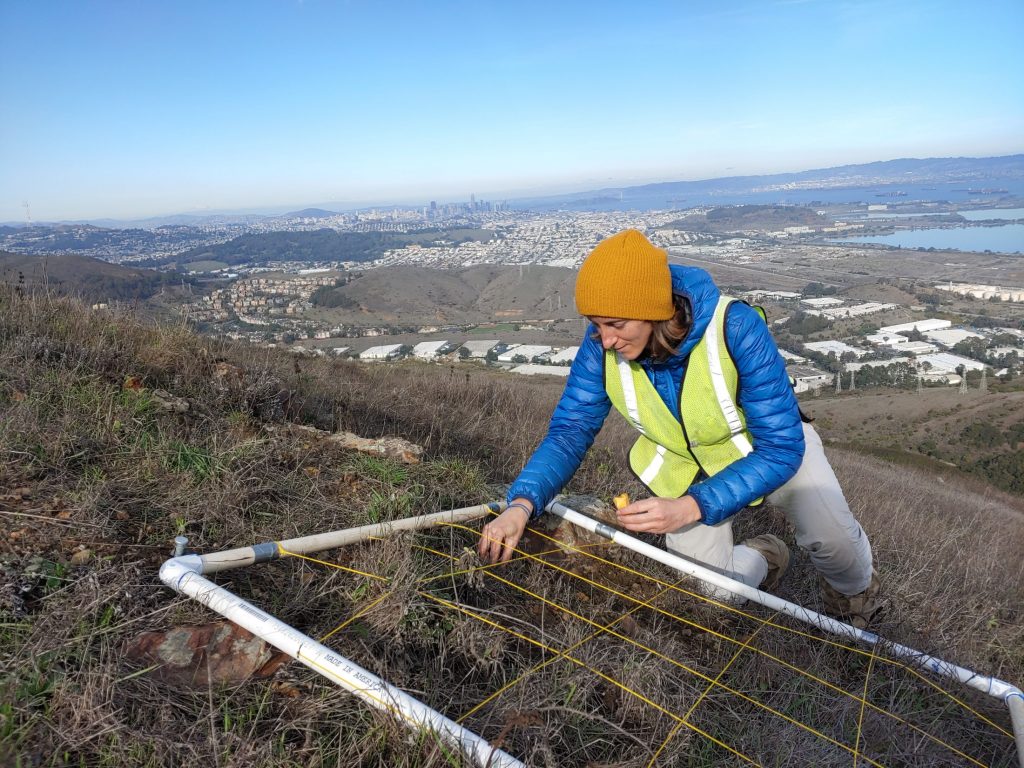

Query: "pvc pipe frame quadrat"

xmin=159 ymin=501 xmax=524 ymax=768
xmin=159 ymin=499 xmax=1024 ymax=767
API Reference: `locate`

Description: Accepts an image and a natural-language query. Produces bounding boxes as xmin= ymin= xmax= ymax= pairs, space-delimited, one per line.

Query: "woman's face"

xmin=589 ymin=316 xmax=654 ymax=361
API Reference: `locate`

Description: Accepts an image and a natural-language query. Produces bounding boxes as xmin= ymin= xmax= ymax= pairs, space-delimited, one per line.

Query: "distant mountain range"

xmin=512 ymin=154 xmax=1024 ymax=210
xmin=5 ymin=154 xmax=1022 ymax=228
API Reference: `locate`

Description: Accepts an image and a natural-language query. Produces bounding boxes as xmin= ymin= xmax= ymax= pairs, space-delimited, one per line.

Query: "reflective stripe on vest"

xmin=604 ymin=295 xmax=762 ymax=504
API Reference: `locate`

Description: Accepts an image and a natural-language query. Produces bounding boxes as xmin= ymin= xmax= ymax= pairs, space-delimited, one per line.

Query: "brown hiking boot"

xmin=819 ymin=570 xmax=884 ymax=629
xmin=742 ymin=534 xmax=790 ymax=591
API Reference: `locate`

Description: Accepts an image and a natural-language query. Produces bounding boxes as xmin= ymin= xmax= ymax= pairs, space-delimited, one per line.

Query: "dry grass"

xmin=1 ymin=287 xmax=1021 ymax=767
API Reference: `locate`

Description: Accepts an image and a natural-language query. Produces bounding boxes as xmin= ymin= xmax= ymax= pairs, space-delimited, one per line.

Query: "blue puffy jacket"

xmin=507 ymin=264 xmax=805 ymax=526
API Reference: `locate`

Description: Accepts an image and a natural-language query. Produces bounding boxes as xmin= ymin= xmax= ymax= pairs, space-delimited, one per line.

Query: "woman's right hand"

xmin=478 ymin=501 xmax=532 ymax=563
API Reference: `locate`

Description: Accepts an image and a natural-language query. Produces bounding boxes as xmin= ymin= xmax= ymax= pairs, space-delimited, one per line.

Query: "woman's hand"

xmin=478 ymin=500 xmax=532 ymax=563
xmin=616 ymin=495 xmax=702 ymax=534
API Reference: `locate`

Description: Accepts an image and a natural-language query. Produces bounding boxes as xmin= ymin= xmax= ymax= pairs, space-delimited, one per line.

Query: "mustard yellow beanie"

xmin=575 ymin=229 xmax=674 ymax=320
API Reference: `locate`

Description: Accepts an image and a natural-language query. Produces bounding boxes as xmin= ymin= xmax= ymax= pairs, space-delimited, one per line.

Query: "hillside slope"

xmin=1 ymin=288 xmax=1021 ymax=766
xmin=312 ymin=263 xmax=578 ymax=324
xmin=0 ymin=251 xmax=185 ymax=303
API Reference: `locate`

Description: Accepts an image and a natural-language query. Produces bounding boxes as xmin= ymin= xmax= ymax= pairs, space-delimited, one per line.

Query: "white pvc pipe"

xmin=547 ymin=501 xmax=1024 ymax=764
xmin=198 ymin=502 xmax=502 ymax=573
xmin=1008 ymin=692 xmax=1024 ymax=767
xmin=159 ymin=555 xmax=523 ymax=768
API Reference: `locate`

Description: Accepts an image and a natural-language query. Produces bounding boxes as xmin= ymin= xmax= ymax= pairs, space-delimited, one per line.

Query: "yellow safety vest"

xmin=604 ymin=296 xmax=763 ymax=504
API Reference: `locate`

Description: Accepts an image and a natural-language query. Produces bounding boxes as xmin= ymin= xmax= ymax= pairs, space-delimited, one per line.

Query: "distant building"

xmin=497 ymin=344 xmax=552 ymax=363
xmin=360 ymin=344 xmax=404 ymax=361
xmin=412 ymin=340 xmax=450 ymax=359
xmin=803 ymin=340 xmax=867 ymax=358
xmin=866 ymin=332 xmax=908 ymax=347
xmin=888 ymin=340 xmax=939 ymax=355
xmin=811 ymin=302 xmax=896 ymax=320
xmin=845 ymin=357 xmax=912 ymax=372
xmin=789 ymin=364 xmax=832 ymax=393
xmin=547 ymin=346 xmax=580 ymax=365
xmin=936 ymin=282 xmax=1024 ymax=302
xmin=801 ymin=297 xmax=844 ymax=308
xmin=922 ymin=328 xmax=984 ymax=348
xmin=742 ymin=290 xmax=801 ymax=302
xmin=778 ymin=349 xmax=807 ymax=364
xmin=879 ymin=319 xmax=951 ymax=335
xmin=917 ymin=353 xmax=987 ymax=374
xmin=459 ymin=339 xmax=500 ymax=358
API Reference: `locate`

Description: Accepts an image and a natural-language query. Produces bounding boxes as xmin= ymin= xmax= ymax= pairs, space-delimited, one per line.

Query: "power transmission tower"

xmin=916 ymin=372 xmax=923 ymax=394
xmin=22 ymin=201 xmax=31 ymax=224
xmin=835 ymin=372 xmax=841 ymax=393
xmin=979 ymin=368 xmax=987 ymax=393
xmin=849 ymin=370 xmax=856 ymax=391
xmin=958 ymin=374 xmax=968 ymax=395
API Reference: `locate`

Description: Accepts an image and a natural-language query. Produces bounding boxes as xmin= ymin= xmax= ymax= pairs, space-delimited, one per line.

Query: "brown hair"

xmin=645 ymin=294 xmax=692 ymax=362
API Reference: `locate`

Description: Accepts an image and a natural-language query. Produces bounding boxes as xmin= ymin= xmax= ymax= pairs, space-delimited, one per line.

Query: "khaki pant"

xmin=665 ymin=423 xmax=873 ymax=600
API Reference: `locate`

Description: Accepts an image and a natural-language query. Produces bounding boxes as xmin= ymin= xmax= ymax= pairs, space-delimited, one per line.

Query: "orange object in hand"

xmin=613 ymin=493 xmax=630 ymax=510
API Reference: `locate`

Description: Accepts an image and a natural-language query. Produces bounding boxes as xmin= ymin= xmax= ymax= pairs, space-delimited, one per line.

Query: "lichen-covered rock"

xmin=124 ymin=620 xmax=290 ymax=687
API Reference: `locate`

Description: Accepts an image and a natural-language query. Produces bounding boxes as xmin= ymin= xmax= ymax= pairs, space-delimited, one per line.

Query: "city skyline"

xmin=2 ymin=0 xmax=1023 ymax=221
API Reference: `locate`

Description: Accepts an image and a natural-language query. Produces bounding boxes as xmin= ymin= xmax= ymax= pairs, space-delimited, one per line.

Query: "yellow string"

xmin=854 ymin=647 xmax=878 ymax=768
xmin=647 ymin=615 xmax=777 ymax=768
xmin=455 ymin=520 xmax=1013 ymax=742
xmin=318 ymin=589 xmax=394 ymax=643
xmin=457 ymin=523 xmax=1000 ymax=763
xmin=421 ymin=590 xmax=761 ymax=766
xmin=457 ymin=580 xmax=682 ymax=724
xmin=273 ymin=522 xmax=1009 ymax=763
xmin=277 ymin=545 xmax=388 ymax=582
xmin=465 ymin=562 xmax=887 ymax=766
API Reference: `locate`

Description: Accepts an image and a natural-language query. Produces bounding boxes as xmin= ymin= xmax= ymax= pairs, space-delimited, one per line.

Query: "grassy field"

xmin=1 ymin=288 xmax=1022 ymax=766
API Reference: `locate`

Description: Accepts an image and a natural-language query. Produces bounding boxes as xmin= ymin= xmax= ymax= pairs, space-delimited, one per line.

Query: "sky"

xmin=1 ymin=0 xmax=1022 ymax=222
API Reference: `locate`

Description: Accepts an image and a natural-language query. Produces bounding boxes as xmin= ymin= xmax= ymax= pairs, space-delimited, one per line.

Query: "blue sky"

xmin=1 ymin=0 xmax=1022 ymax=221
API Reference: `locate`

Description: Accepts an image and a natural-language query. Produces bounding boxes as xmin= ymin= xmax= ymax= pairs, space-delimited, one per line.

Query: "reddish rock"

xmin=125 ymin=620 xmax=290 ymax=687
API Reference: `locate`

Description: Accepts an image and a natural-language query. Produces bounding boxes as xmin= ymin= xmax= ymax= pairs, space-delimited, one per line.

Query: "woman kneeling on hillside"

xmin=478 ymin=229 xmax=881 ymax=627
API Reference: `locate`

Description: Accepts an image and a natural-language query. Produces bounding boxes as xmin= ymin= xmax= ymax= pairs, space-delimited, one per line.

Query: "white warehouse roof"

xmin=866 ymin=332 xmax=908 ymax=346
xmin=497 ymin=344 xmax=552 ymax=362
xmin=879 ymin=319 xmax=951 ymax=334
xmin=889 ymin=340 xmax=939 ymax=355
xmin=459 ymin=340 xmax=500 ymax=358
xmin=801 ymin=297 xmax=845 ymax=308
xmin=803 ymin=340 xmax=867 ymax=358
xmin=548 ymin=346 xmax=580 ymax=365
xmin=922 ymin=328 xmax=984 ymax=348
xmin=917 ymin=353 xmax=987 ymax=374
xmin=412 ymin=340 xmax=450 ymax=358
xmin=361 ymin=344 xmax=403 ymax=360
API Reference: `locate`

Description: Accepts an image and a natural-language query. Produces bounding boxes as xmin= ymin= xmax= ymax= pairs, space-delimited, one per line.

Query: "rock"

xmin=150 ymin=389 xmax=190 ymax=413
xmin=70 ymin=548 xmax=93 ymax=566
xmin=329 ymin=430 xmax=423 ymax=464
xmin=125 ymin=620 xmax=291 ymax=687
xmin=270 ymin=424 xmax=424 ymax=464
